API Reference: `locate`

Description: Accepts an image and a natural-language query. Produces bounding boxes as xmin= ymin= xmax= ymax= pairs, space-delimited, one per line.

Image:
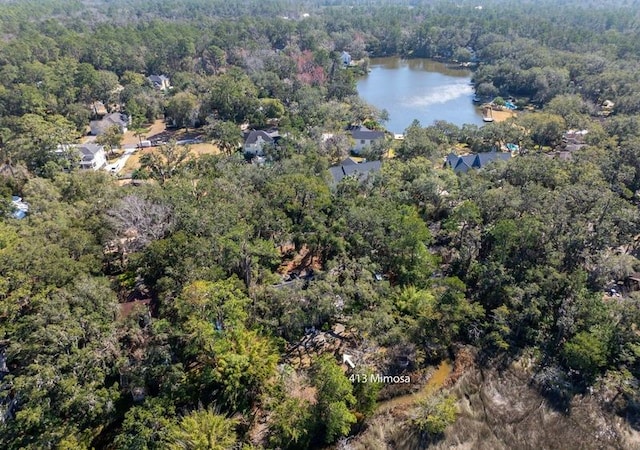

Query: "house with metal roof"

xmin=445 ymin=151 xmax=511 ymax=174
xmin=341 ymin=51 xmax=352 ymax=66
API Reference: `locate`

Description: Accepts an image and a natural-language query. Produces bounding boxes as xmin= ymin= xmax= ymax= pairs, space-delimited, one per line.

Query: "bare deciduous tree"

xmin=320 ymin=132 xmax=352 ymax=164
xmin=106 ymin=195 xmax=174 ymax=254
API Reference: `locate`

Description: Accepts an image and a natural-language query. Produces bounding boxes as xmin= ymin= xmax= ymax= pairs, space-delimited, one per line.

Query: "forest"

xmin=1 ymin=0 xmax=640 ymax=448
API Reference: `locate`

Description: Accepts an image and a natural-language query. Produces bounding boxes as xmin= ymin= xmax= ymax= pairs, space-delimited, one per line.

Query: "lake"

xmin=357 ymin=57 xmax=484 ymax=134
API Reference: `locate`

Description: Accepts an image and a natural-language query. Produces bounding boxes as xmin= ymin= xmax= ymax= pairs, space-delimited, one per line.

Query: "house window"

xmin=360 ymin=140 xmax=365 ymax=144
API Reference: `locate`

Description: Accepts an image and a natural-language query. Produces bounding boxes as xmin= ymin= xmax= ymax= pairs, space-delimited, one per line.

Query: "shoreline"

xmin=489 ymin=109 xmax=517 ymax=122
xmin=359 ymin=56 xmax=519 ymax=132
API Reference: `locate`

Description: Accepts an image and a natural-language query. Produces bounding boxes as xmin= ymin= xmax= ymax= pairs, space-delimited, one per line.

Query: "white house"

xmin=347 ymin=125 xmax=385 ymax=154
xmin=243 ymin=129 xmax=280 ymax=157
xmin=77 ymin=144 xmax=107 ymax=170
xmin=341 ymin=51 xmax=352 ymax=66
xmin=58 ymin=144 xmax=107 ymax=170
xmin=147 ymin=74 xmax=171 ymax=91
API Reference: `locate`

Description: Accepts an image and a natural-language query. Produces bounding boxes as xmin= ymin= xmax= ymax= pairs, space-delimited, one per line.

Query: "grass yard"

xmin=120 ymin=142 xmax=221 ymax=174
xmin=121 ymin=151 xmax=147 ymax=173
xmin=121 ymin=119 xmax=167 ymax=146
xmin=188 ymin=142 xmax=221 ymax=156
xmin=491 ymin=109 xmax=517 ymax=122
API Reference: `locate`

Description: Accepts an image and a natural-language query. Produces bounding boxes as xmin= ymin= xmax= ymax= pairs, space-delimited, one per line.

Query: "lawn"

xmin=491 ymin=109 xmax=517 ymax=122
xmin=121 ymin=119 xmax=167 ymax=146
xmin=120 ymin=142 xmax=221 ymax=174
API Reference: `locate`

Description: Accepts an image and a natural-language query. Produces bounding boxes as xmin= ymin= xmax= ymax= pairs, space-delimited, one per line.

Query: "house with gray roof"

xmin=90 ymin=113 xmax=130 ymax=136
xmin=329 ymin=157 xmax=382 ymax=184
xmin=243 ymin=129 xmax=280 ymax=157
xmin=346 ymin=125 xmax=385 ymax=154
xmin=77 ymin=144 xmax=107 ymax=170
xmin=148 ymin=74 xmax=171 ymax=91
xmin=445 ymin=151 xmax=511 ymax=174
xmin=57 ymin=143 xmax=107 ymax=170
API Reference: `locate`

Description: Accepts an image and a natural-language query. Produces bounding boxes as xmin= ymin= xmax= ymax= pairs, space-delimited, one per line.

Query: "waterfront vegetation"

xmin=1 ymin=0 xmax=640 ymax=448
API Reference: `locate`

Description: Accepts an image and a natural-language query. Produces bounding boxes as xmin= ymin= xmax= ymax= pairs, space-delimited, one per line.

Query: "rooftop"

xmin=348 ymin=125 xmax=385 ymax=140
xmin=244 ymin=129 xmax=280 ymax=144
xmin=445 ymin=151 xmax=511 ymax=174
xmin=329 ymin=158 xmax=382 ymax=183
xmin=77 ymin=143 xmax=105 ymax=161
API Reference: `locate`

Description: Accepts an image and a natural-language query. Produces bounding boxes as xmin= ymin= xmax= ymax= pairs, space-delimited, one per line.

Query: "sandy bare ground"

xmin=121 ymin=142 xmax=221 ymax=174
xmin=121 ymin=119 xmax=166 ymax=145
xmin=188 ymin=142 xmax=221 ymax=156
xmin=111 ymin=119 xmax=222 ymax=173
xmin=492 ymin=109 xmax=517 ymax=122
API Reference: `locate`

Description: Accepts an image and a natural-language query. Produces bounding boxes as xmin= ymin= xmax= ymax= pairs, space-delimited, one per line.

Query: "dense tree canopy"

xmin=1 ymin=0 xmax=640 ymax=448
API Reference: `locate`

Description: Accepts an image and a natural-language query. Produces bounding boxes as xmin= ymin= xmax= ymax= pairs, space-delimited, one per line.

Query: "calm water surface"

xmin=357 ymin=57 xmax=484 ymax=134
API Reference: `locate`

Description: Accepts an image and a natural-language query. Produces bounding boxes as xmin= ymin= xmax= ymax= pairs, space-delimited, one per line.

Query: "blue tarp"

xmin=12 ymin=210 xmax=26 ymax=220
xmin=506 ymin=143 xmax=519 ymax=152
xmin=10 ymin=196 xmax=29 ymax=219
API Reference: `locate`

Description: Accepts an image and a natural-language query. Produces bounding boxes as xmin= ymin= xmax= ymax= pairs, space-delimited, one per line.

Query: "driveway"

xmin=104 ymin=147 xmax=137 ymax=174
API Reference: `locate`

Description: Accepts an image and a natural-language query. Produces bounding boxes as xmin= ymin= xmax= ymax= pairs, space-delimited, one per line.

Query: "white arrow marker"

xmin=342 ymin=354 xmax=356 ymax=369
